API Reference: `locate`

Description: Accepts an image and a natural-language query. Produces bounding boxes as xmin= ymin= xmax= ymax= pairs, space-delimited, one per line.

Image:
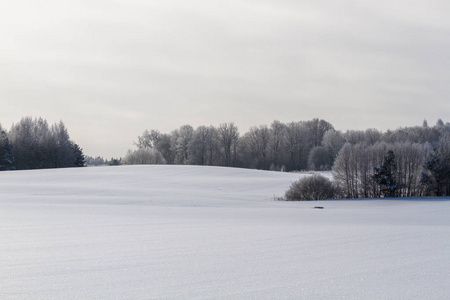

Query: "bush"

xmin=285 ymin=175 xmax=336 ymax=200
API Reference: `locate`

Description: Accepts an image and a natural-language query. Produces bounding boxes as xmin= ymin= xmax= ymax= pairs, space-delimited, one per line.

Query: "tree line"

xmin=0 ymin=117 xmax=84 ymax=170
xmin=2 ymin=116 xmax=449 ymax=198
xmin=126 ymin=119 xmax=335 ymax=171
xmin=126 ymin=118 xmax=450 ymax=197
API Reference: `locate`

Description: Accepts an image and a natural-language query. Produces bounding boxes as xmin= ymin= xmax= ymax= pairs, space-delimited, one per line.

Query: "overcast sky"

xmin=1 ymin=0 xmax=449 ymax=157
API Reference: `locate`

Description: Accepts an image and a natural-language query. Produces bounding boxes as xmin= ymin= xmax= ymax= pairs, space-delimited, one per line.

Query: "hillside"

xmin=1 ymin=165 xmax=449 ymax=299
xmin=0 ymin=165 xmax=308 ymax=206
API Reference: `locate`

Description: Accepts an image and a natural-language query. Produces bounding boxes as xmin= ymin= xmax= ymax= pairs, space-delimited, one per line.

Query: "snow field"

xmin=1 ymin=165 xmax=449 ymax=299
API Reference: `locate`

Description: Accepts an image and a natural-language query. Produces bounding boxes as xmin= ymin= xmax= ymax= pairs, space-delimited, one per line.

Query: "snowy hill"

xmin=1 ymin=165 xmax=449 ymax=299
xmin=0 ymin=165 xmax=308 ymax=206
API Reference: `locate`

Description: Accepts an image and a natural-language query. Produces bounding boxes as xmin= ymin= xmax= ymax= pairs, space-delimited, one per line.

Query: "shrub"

xmin=285 ymin=175 xmax=336 ymax=200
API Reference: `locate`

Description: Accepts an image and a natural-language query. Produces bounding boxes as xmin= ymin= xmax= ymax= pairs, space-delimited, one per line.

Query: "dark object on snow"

xmin=314 ymin=206 xmax=324 ymax=209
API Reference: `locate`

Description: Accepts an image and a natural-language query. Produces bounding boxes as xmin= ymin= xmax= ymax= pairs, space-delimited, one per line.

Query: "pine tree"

xmin=0 ymin=127 xmax=15 ymax=170
xmin=372 ymin=150 xmax=401 ymax=197
xmin=72 ymin=143 xmax=85 ymax=167
xmin=420 ymin=150 xmax=450 ymax=196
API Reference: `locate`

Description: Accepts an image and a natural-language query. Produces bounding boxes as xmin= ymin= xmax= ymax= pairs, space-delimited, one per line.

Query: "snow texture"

xmin=1 ymin=165 xmax=449 ymax=299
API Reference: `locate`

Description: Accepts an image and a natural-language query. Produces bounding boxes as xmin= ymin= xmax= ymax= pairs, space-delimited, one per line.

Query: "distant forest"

xmin=2 ymin=117 xmax=449 ymax=197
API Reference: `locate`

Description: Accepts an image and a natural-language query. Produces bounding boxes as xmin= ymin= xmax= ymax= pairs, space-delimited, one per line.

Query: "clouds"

xmin=1 ymin=0 xmax=449 ymax=157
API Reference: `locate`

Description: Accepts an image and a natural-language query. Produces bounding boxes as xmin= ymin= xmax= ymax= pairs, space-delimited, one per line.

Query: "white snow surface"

xmin=1 ymin=165 xmax=449 ymax=299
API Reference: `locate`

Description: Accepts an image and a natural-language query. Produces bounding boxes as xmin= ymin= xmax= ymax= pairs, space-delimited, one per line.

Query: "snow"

xmin=1 ymin=165 xmax=449 ymax=299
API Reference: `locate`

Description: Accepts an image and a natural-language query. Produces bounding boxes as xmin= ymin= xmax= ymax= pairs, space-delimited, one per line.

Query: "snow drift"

xmin=1 ymin=165 xmax=449 ymax=299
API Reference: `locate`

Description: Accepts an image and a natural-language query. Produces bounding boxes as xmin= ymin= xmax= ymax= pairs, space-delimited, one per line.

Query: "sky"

xmin=1 ymin=0 xmax=449 ymax=158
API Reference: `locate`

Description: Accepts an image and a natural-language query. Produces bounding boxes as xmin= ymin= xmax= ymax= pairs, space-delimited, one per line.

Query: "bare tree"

xmin=244 ymin=125 xmax=270 ymax=169
xmin=172 ymin=125 xmax=194 ymax=165
xmin=285 ymin=122 xmax=313 ymax=171
xmin=217 ymin=122 xmax=239 ymax=167
xmin=308 ymin=146 xmax=330 ymax=170
xmin=268 ymin=120 xmax=287 ymax=170
xmin=188 ymin=125 xmax=218 ymax=165
xmin=304 ymin=118 xmax=334 ymax=147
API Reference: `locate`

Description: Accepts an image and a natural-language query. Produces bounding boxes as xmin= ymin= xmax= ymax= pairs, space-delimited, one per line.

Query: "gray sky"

xmin=1 ymin=0 xmax=449 ymax=158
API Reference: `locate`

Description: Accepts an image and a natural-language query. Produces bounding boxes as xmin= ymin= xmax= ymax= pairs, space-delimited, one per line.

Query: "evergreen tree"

xmin=0 ymin=126 xmax=15 ymax=170
xmin=51 ymin=121 xmax=74 ymax=168
xmin=372 ymin=150 xmax=401 ymax=197
xmin=72 ymin=143 xmax=85 ymax=167
xmin=420 ymin=149 xmax=450 ymax=196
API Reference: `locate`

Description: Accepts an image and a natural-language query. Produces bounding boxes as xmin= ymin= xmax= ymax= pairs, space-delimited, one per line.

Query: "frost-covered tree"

xmin=268 ymin=120 xmax=287 ymax=169
xmin=188 ymin=126 xmax=218 ymax=166
xmin=322 ymin=130 xmax=345 ymax=161
xmin=9 ymin=117 xmax=37 ymax=169
xmin=304 ymin=118 xmax=334 ymax=147
xmin=308 ymin=129 xmax=346 ymax=171
xmin=154 ymin=133 xmax=174 ymax=164
xmin=31 ymin=118 xmax=52 ymax=168
xmin=135 ymin=129 xmax=174 ymax=163
xmin=382 ymin=126 xmax=440 ymax=145
xmin=420 ymin=134 xmax=450 ymax=196
xmin=243 ymin=125 xmax=270 ymax=169
xmin=135 ymin=129 xmax=161 ymax=149
xmin=123 ymin=148 xmax=166 ymax=165
xmin=171 ymin=125 xmax=194 ymax=165
xmin=8 ymin=117 xmax=84 ymax=169
xmin=308 ymin=146 xmax=330 ymax=170
xmin=285 ymin=122 xmax=313 ymax=171
xmin=345 ymin=129 xmax=382 ymax=145
xmin=333 ymin=143 xmax=361 ymax=198
xmin=394 ymin=142 xmax=430 ymax=197
xmin=217 ymin=122 xmax=239 ymax=167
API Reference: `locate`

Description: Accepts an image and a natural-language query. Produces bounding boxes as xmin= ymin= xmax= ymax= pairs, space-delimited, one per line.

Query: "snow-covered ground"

xmin=1 ymin=165 xmax=449 ymax=299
